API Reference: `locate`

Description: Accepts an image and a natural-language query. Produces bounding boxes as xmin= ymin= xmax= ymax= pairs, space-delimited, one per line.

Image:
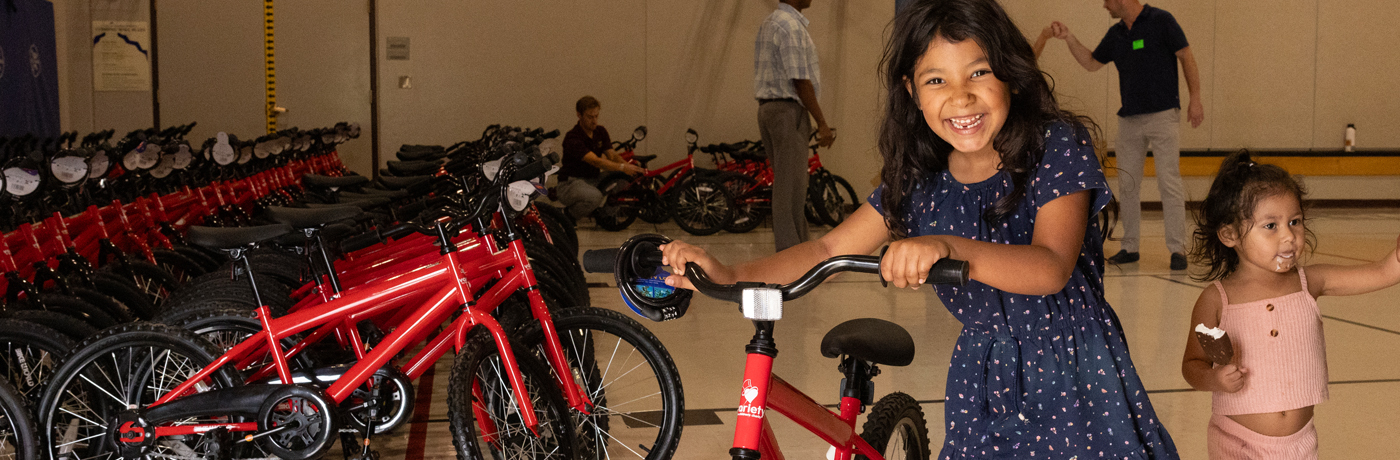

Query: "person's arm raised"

xmin=1055 ymin=23 xmax=1105 ymax=72
xmin=1304 ymin=234 xmax=1400 ymax=298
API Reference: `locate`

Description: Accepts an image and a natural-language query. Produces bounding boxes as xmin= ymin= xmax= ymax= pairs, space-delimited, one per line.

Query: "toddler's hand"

xmin=881 ymin=236 xmax=955 ymax=290
xmin=1213 ymin=364 xmax=1248 ymax=393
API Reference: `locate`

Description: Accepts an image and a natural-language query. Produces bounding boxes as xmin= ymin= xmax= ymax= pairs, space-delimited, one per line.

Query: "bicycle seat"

xmin=397 ymin=149 xmax=448 ymax=162
xmin=266 ymin=206 xmax=363 ymax=228
xmin=342 ymin=189 xmax=408 ymax=200
xmin=732 ymin=151 xmax=767 ymax=162
xmin=631 ymin=154 xmax=658 ymax=167
xmin=303 ymin=174 xmax=370 ymax=189
xmin=819 ymin=318 xmax=915 ymax=367
xmin=305 ymin=197 xmax=391 ymax=209
xmin=188 ymin=224 xmax=294 ymax=250
xmin=386 ymin=160 xmax=442 ymax=176
xmin=377 ymin=174 xmax=432 ymax=191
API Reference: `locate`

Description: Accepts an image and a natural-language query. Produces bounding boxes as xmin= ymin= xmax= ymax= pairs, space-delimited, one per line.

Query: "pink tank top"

xmin=1211 ymin=268 xmax=1328 ymax=415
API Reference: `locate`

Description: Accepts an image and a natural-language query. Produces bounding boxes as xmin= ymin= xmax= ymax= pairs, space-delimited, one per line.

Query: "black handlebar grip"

xmin=928 ymin=258 xmax=970 ymax=286
xmin=340 ymin=230 xmax=384 ymax=253
xmin=583 ymin=249 xmax=620 ymax=273
xmin=541 ymin=129 xmax=560 ymax=139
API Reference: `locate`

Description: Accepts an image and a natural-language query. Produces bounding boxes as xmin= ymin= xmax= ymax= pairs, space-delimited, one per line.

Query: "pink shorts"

xmin=1207 ymin=413 xmax=1317 ymax=460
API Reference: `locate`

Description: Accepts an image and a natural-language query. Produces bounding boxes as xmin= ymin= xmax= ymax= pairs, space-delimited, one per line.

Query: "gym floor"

xmin=367 ymin=208 xmax=1400 ymax=459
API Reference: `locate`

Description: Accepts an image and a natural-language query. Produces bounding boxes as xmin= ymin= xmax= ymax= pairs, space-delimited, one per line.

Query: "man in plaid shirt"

xmin=755 ymin=0 xmax=835 ymax=251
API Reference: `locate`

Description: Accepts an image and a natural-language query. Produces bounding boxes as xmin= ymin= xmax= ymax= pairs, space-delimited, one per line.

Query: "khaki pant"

xmin=1115 ymin=108 xmax=1186 ymax=254
xmin=757 ymin=100 xmax=811 ymax=252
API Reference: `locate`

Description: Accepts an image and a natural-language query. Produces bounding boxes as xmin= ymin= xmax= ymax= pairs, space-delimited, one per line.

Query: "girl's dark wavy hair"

xmin=1190 ymin=150 xmax=1314 ymax=282
xmin=878 ymin=0 xmax=1096 ymax=238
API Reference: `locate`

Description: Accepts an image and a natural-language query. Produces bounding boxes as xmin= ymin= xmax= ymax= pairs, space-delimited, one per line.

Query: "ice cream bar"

xmin=1194 ymin=323 xmax=1234 ymax=366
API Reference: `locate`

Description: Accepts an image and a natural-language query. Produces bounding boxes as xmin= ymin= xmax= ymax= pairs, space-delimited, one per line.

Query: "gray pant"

xmin=557 ymin=176 xmax=604 ymax=220
xmin=1115 ymin=108 xmax=1186 ymax=254
xmin=758 ymin=100 xmax=812 ymax=252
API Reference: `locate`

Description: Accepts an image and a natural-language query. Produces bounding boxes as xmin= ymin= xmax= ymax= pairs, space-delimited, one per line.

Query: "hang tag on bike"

xmin=253 ymin=141 xmax=273 ymax=159
xmin=125 ymin=143 xmax=160 ymax=170
xmin=506 ymin=181 xmax=535 ymax=211
xmin=212 ymin=132 xmax=237 ymax=166
xmin=4 ymin=168 xmax=41 ymax=196
xmin=481 ymin=159 xmax=502 ymax=180
xmin=88 ymin=150 xmax=111 ymax=179
xmin=150 ymin=155 xmax=175 ymax=178
xmin=173 ymin=144 xmax=193 ymax=169
xmin=539 ymin=139 xmax=560 ymax=158
xmin=51 ymin=155 xmax=89 ymax=184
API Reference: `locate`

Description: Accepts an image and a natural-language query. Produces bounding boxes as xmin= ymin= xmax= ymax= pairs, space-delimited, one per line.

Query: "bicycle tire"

xmin=154 ymin=304 xmax=316 ymax=371
xmin=5 ymin=310 xmax=98 ymax=342
xmin=669 ymin=175 xmax=733 ymax=236
xmin=153 ymin=247 xmax=207 ymax=285
xmin=813 ymin=173 xmax=859 ymax=226
xmin=30 ymin=294 xmax=119 ymax=331
xmin=0 ymin=318 xmax=76 ymax=404
xmin=596 ymin=174 xmax=640 ymax=232
xmin=70 ymin=286 xmax=137 ymax=323
xmin=0 ymin=376 xmax=39 ymax=460
xmin=634 ymin=176 xmax=670 ymax=224
xmin=90 ymin=272 xmax=159 ymax=320
xmin=447 ymin=330 xmax=577 ymax=460
xmin=36 ymin=322 xmax=259 ymax=459
xmin=857 ymin=392 xmax=932 ymax=460
xmin=518 ymin=307 xmax=684 ymax=460
xmin=165 ymin=274 xmax=294 ymax=314
xmin=530 ymin=203 xmax=579 ymax=258
xmin=173 ymin=244 xmax=224 ymax=273
xmin=523 ymin=240 xmax=589 ymax=308
xmin=100 ymin=259 xmax=178 ymax=311
xmin=719 ymin=172 xmax=766 ymax=234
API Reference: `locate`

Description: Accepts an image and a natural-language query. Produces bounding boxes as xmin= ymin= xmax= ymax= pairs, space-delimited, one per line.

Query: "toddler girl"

xmin=1182 ymin=150 xmax=1400 ymax=459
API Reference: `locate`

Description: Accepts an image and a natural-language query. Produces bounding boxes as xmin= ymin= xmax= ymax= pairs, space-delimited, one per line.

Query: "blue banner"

xmin=1 ymin=0 xmax=61 ymax=136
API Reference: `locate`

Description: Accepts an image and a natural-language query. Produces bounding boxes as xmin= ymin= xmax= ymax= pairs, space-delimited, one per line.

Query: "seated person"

xmin=557 ymin=96 xmax=644 ymax=221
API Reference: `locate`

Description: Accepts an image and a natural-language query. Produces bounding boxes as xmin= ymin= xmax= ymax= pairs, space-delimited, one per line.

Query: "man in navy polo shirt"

xmin=1051 ymin=0 xmax=1203 ymax=271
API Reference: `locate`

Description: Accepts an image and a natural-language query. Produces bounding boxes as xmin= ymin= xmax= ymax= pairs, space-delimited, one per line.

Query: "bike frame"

xmin=142 ymin=222 xmax=590 ymax=441
xmin=731 ymin=337 xmax=884 ymax=460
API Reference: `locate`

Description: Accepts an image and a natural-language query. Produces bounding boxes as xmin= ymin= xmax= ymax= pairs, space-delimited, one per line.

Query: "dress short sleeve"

xmin=866 ymin=184 xmax=884 ymax=212
xmin=1031 ymin=123 xmax=1112 ymax=216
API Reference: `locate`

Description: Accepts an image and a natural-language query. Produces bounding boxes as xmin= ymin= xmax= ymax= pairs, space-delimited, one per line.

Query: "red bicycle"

xmin=588 ymin=234 xmax=969 ymax=460
xmin=594 ymin=128 xmax=734 ymax=235
xmin=38 ymin=149 xmax=683 ymax=459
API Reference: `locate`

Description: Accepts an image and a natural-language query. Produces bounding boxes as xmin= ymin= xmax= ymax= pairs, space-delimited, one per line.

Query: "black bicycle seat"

xmin=188 ymin=224 xmax=294 ymax=250
xmin=266 ymin=206 xmax=363 ymax=228
xmin=386 ymin=160 xmax=442 ymax=176
xmin=303 ymin=174 xmax=369 ymax=189
xmin=304 ymin=197 xmax=390 ymax=209
xmin=631 ymin=154 xmax=658 ymax=167
xmin=396 ymin=149 xmax=447 ymax=162
xmin=342 ymin=189 xmax=407 ymax=200
xmin=820 ymin=318 xmax=915 ymax=367
xmin=377 ymin=175 xmax=432 ymax=191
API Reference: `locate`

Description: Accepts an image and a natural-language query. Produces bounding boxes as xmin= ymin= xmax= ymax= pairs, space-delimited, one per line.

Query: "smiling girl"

xmin=661 ymin=0 xmax=1179 ymax=457
xmin=1182 ymin=150 xmax=1400 ymax=459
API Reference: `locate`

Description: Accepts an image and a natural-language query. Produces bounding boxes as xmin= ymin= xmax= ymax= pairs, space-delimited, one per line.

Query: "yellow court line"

xmin=1103 ymin=156 xmax=1400 ymax=177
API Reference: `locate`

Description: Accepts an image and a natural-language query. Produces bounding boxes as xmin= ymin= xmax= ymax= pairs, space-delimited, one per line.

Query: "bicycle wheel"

xmin=153 ymin=247 xmax=207 ymax=285
xmin=719 ymin=172 xmax=766 ymax=234
xmin=447 ymin=330 xmax=576 ymax=460
xmin=857 ymin=392 xmax=931 ymax=460
xmin=0 ymin=319 xmax=76 ymax=405
xmin=814 ymin=174 xmax=859 ymax=226
xmin=596 ymin=174 xmax=640 ymax=232
xmin=0 ymin=376 xmax=38 ymax=460
xmin=100 ymin=259 xmax=178 ymax=311
xmin=669 ymin=176 xmax=732 ymax=236
xmin=154 ymin=305 xmax=316 ymax=371
xmin=634 ymin=176 xmax=670 ymax=224
xmin=36 ymin=322 xmax=262 ymax=459
xmin=519 ymin=307 xmax=683 ymax=460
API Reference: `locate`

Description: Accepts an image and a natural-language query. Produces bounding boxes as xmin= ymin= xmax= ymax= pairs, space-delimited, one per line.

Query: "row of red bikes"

xmin=590 ymin=127 xmax=860 ymax=236
xmin=0 ymin=121 xmax=954 ymax=460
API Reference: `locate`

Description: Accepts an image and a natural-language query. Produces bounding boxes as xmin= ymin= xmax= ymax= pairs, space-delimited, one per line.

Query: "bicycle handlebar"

xmin=583 ymin=245 xmax=969 ymax=305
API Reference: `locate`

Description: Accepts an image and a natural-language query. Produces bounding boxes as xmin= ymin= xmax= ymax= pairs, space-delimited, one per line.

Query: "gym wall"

xmin=49 ymin=0 xmax=1400 ymax=203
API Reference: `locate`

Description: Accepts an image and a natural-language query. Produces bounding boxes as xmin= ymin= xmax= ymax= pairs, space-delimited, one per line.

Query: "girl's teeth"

xmin=950 ymin=114 xmax=983 ymax=129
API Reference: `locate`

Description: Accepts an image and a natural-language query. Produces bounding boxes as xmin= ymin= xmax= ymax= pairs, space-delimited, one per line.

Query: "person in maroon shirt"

xmin=557 ymin=96 xmax=644 ymax=221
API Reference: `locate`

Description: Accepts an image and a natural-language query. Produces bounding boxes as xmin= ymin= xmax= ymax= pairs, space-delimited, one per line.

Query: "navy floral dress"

xmin=869 ymin=123 xmax=1179 ymax=459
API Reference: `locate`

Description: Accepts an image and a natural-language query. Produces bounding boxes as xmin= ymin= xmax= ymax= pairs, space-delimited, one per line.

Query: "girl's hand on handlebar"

xmin=882 ymin=236 xmax=956 ymax=289
xmin=659 ymin=240 xmax=732 ymax=290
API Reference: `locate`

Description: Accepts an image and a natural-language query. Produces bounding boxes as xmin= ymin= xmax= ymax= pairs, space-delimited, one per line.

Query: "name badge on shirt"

xmin=1132 ymin=39 xmax=1145 ymax=50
